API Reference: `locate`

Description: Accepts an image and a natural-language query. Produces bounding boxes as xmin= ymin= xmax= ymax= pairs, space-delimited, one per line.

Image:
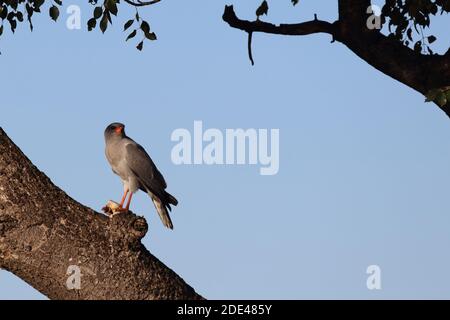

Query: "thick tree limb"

xmin=223 ymin=3 xmax=450 ymax=118
xmin=0 ymin=128 xmax=203 ymax=300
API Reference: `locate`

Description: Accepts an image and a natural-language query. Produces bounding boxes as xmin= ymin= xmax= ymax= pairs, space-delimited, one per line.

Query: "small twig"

xmin=248 ymin=31 xmax=254 ymax=66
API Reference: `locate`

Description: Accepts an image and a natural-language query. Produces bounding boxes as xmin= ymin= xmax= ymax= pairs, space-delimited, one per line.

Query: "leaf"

xmin=140 ymin=21 xmax=150 ymax=34
xmin=136 ymin=41 xmax=143 ymax=51
xmin=436 ymin=91 xmax=447 ymax=107
xmin=34 ymin=0 xmax=45 ymax=10
xmin=16 ymin=11 xmax=23 ymax=22
xmin=0 ymin=6 xmax=6 ymax=20
xmin=10 ymin=0 xmax=18 ymax=10
xmin=94 ymin=6 xmax=103 ymax=19
xmin=105 ymin=0 xmax=118 ymax=16
xmin=145 ymin=32 xmax=157 ymax=40
xmin=413 ymin=41 xmax=422 ymax=53
xmin=106 ymin=11 xmax=112 ymax=23
xmin=427 ymin=35 xmax=437 ymax=44
xmin=87 ymin=18 xmax=97 ymax=31
xmin=54 ymin=0 xmax=63 ymax=5
xmin=100 ymin=14 xmax=108 ymax=33
xmin=9 ymin=18 xmax=17 ymax=33
xmin=26 ymin=3 xmax=33 ymax=19
xmin=123 ymin=19 xmax=134 ymax=31
xmin=425 ymin=89 xmax=441 ymax=102
xmin=49 ymin=5 xmax=59 ymax=21
xmin=406 ymin=28 xmax=413 ymax=41
xmin=292 ymin=0 xmax=299 ymax=5
xmin=0 ymin=25 xmax=3 ymax=36
xmin=126 ymin=29 xmax=137 ymax=41
xmin=256 ymin=0 xmax=268 ymax=18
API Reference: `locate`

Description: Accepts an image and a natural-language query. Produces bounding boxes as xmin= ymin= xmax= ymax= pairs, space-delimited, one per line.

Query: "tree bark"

xmin=223 ymin=1 xmax=450 ymax=118
xmin=0 ymin=127 xmax=203 ymax=300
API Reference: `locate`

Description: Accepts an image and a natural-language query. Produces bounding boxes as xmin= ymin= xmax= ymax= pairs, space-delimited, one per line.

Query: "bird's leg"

xmin=119 ymin=189 xmax=129 ymax=208
xmin=125 ymin=192 xmax=133 ymax=211
xmin=112 ymin=189 xmax=131 ymax=213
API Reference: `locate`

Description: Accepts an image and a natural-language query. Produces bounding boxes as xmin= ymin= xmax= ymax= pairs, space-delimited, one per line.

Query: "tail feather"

xmin=150 ymin=194 xmax=174 ymax=229
xmin=140 ymin=181 xmax=177 ymax=229
xmin=166 ymin=191 xmax=178 ymax=206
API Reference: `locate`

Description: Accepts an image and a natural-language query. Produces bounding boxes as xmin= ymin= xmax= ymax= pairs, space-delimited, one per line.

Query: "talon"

xmin=116 ymin=207 xmax=129 ymax=213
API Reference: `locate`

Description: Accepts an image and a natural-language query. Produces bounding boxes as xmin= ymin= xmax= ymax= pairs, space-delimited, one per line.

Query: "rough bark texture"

xmin=0 ymin=127 xmax=203 ymax=300
xmin=223 ymin=1 xmax=450 ymax=118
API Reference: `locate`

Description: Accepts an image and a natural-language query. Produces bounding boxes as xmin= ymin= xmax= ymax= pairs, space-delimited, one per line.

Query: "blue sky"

xmin=1 ymin=1 xmax=450 ymax=299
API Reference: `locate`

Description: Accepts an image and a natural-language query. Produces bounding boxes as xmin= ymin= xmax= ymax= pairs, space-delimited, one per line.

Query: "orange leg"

xmin=119 ymin=189 xmax=129 ymax=208
xmin=125 ymin=192 xmax=133 ymax=211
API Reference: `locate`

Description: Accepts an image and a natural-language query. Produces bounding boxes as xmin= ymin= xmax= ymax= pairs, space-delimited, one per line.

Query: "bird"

xmin=104 ymin=122 xmax=178 ymax=229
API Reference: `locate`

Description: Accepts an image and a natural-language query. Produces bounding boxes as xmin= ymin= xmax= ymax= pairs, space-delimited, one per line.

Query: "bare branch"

xmin=223 ymin=5 xmax=337 ymax=38
xmin=123 ymin=0 xmax=161 ymax=7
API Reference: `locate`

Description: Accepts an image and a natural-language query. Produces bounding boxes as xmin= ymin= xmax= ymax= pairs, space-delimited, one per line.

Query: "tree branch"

xmin=123 ymin=0 xmax=161 ymax=7
xmin=0 ymin=127 xmax=203 ymax=300
xmin=223 ymin=5 xmax=337 ymax=37
xmin=222 ymin=3 xmax=450 ymax=118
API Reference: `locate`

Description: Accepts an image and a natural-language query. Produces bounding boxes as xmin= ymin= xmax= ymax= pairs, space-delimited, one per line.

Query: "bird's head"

xmin=105 ymin=122 xmax=126 ymax=140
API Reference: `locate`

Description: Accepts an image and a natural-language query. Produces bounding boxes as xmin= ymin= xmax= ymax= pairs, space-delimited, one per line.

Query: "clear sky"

xmin=1 ymin=1 xmax=450 ymax=300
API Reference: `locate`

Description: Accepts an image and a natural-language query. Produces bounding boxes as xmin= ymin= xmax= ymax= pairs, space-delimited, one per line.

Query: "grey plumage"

xmin=104 ymin=122 xmax=177 ymax=229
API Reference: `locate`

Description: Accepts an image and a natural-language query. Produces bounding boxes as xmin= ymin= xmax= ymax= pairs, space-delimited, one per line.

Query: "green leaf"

xmin=94 ymin=6 xmax=103 ymax=19
xmin=256 ymin=0 xmax=268 ymax=18
xmin=140 ymin=21 xmax=150 ymax=34
xmin=123 ymin=19 xmax=134 ymax=31
xmin=126 ymin=29 xmax=137 ymax=41
xmin=136 ymin=41 xmax=143 ymax=51
xmin=49 ymin=5 xmax=59 ymax=21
